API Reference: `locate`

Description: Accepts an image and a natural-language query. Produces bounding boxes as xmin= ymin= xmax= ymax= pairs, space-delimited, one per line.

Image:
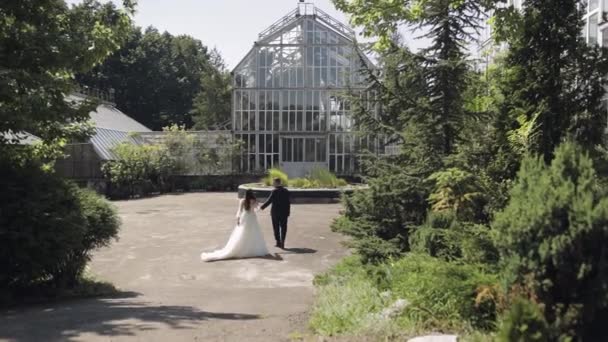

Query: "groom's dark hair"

xmin=273 ymin=177 xmax=282 ymax=185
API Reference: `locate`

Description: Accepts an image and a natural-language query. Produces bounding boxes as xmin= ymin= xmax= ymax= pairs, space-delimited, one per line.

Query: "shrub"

xmin=497 ymin=298 xmax=549 ymax=342
xmin=262 ymin=168 xmax=289 ymax=186
xmin=56 ymin=188 xmax=120 ymax=286
xmin=388 ymin=254 xmax=499 ymax=331
xmin=310 ymin=256 xmax=391 ymax=336
xmin=103 ymin=143 xmax=175 ymax=198
xmin=427 ymin=168 xmax=487 ymax=222
xmin=310 ymin=254 xmax=500 ymax=336
xmin=288 ymin=177 xmax=317 ymax=189
xmin=0 ymin=160 xmax=120 ymax=290
xmin=409 ymin=212 xmax=499 ymax=265
xmin=308 ymin=167 xmax=348 ymax=188
xmin=332 ymin=165 xmax=429 ymax=263
xmin=261 ymin=168 xmax=348 ymax=189
xmin=493 ymin=142 xmax=608 ymax=340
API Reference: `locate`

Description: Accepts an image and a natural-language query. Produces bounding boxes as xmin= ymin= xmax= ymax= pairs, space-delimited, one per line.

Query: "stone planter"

xmin=237 ymin=183 xmax=366 ymax=204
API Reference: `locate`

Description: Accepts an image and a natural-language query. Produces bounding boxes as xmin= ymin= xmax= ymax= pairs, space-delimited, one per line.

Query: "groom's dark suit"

xmin=261 ymin=186 xmax=291 ymax=247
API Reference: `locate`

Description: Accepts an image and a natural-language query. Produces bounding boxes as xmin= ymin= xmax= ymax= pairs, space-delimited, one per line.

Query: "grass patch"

xmin=310 ymin=254 xmax=499 ymax=338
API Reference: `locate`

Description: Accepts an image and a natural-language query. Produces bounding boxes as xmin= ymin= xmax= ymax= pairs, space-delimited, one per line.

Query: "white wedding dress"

xmin=200 ymin=199 xmax=269 ymax=261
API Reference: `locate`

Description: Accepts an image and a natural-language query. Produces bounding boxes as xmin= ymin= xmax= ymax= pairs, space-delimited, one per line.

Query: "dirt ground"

xmin=0 ymin=192 xmax=347 ymax=342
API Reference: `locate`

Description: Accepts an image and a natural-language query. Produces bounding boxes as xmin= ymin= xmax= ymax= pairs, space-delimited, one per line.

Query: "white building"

xmin=231 ymin=3 xmax=381 ymax=177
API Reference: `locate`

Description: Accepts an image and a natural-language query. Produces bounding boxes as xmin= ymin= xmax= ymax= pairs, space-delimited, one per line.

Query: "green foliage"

xmin=161 ymin=124 xmax=237 ymax=175
xmin=55 ymin=187 xmax=121 ymax=286
xmin=310 ymin=256 xmax=389 ymax=336
xmin=308 ymin=167 xmax=348 ymax=187
xmin=102 ymin=142 xmax=175 ymax=198
xmin=389 ymin=254 xmax=499 ymax=331
xmin=288 ymin=178 xmax=317 ymax=189
xmin=427 ymin=168 xmax=486 ymax=222
xmin=0 ymin=159 xmax=120 ymax=289
xmin=496 ymin=298 xmax=549 ymax=342
xmin=409 ymin=212 xmax=499 ymax=265
xmin=191 ymin=49 xmax=232 ymax=129
xmin=493 ymin=142 xmax=608 ymax=340
xmin=104 ymin=126 xmax=239 ymax=197
xmin=262 ymin=168 xmax=289 ymax=186
xmin=493 ymin=0 xmax=608 ymax=161
xmin=261 ymin=168 xmax=348 ymax=189
xmin=0 ymin=0 xmax=134 ymax=146
xmin=77 ymin=27 xmax=226 ymax=130
xmin=332 ymin=163 xmax=429 ymax=263
xmin=311 ymin=254 xmax=500 ymax=336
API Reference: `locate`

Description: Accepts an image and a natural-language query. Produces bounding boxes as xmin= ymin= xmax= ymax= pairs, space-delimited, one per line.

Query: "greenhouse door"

xmin=279 ymin=136 xmax=327 ymax=178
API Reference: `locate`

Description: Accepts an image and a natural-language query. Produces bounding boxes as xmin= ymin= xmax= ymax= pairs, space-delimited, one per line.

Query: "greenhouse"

xmin=232 ymin=3 xmax=379 ymax=177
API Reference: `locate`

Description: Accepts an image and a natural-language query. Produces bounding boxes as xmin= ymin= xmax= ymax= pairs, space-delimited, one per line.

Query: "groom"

xmin=260 ymin=178 xmax=291 ymax=249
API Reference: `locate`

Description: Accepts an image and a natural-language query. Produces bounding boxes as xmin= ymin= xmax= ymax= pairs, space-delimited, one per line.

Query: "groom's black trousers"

xmin=271 ymin=214 xmax=288 ymax=244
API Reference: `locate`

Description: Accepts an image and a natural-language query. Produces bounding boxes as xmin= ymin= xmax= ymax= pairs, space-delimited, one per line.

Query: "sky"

xmin=66 ymin=0 xmax=432 ymax=69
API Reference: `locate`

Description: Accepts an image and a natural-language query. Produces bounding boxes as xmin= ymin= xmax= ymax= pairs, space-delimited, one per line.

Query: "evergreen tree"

xmin=494 ymin=0 xmax=608 ymax=162
xmin=334 ymin=0 xmax=485 ymax=156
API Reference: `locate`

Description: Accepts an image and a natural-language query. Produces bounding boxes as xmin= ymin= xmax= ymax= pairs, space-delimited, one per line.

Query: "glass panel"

xmin=274 ymin=111 xmax=280 ymax=131
xmin=305 ymin=139 xmax=315 ymax=162
xmin=242 ymin=111 xmax=249 ymax=130
xmin=290 ymin=112 xmax=296 ymax=131
xmin=273 ymin=135 xmax=279 ymax=153
xmin=282 ymin=138 xmax=292 ymax=162
xmin=344 ymin=155 xmax=352 ymax=173
xmin=234 ymin=52 xmax=256 ymax=88
xmin=249 ymin=135 xmax=256 ymax=153
xmin=590 ymin=0 xmax=598 ymax=10
xmin=249 ymin=154 xmax=256 ymax=172
xmin=306 ymin=111 xmax=313 ymax=131
xmin=273 ymin=154 xmax=279 ymax=167
xmin=258 ymin=134 xmax=265 ymax=154
xmin=294 ymin=138 xmax=304 ymax=162
xmin=589 ymin=14 xmax=598 ymax=45
xmin=296 ymin=111 xmax=303 ymax=131
xmin=249 ymin=110 xmax=256 ymax=130
xmin=266 ymin=134 xmax=273 ymax=153
xmin=337 ymin=134 xmax=343 ymax=153
xmin=266 ymin=155 xmax=272 ymax=170
xmin=316 ymin=138 xmax=326 ymax=162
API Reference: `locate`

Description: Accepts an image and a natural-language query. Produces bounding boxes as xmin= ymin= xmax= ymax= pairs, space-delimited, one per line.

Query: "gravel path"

xmin=0 ymin=192 xmax=347 ymax=342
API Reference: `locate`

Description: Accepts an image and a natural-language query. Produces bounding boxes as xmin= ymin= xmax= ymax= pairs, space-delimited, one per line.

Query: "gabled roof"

xmin=65 ymin=94 xmax=151 ymax=160
xmin=66 ymin=94 xmax=151 ymax=133
xmin=89 ymin=127 xmax=143 ymax=160
xmin=257 ymin=6 xmax=355 ymax=44
xmin=89 ymin=104 xmax=151 ymax=133
xmin=232 ymin=5 xmax=374 ymax=73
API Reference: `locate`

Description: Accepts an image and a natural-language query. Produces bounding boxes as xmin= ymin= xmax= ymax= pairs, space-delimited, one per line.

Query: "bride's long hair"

xmin=244 ymin=189 xmax=256 ymax=210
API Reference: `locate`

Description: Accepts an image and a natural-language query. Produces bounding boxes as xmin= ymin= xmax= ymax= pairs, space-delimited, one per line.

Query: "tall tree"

xmin=334 ymin=0 xmax=485 ymax=156
xmin=191 ymin=48 xmax=232 ymax=130
xmin=0 ymin=0 xmax=134 ymax=147
xmin=494 ymin=0 xmax=608 ymax=162
xmin=77 ymin=27 xmax=216 ymax=130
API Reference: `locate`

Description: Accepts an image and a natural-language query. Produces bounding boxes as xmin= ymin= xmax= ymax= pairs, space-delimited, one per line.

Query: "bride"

xmin=201 ymin=189 xmax=270 ymax=261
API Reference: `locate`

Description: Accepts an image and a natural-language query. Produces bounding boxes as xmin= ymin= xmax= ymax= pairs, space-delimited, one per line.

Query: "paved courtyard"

xmin=0 ymin=192 xmax=346 ymax=342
